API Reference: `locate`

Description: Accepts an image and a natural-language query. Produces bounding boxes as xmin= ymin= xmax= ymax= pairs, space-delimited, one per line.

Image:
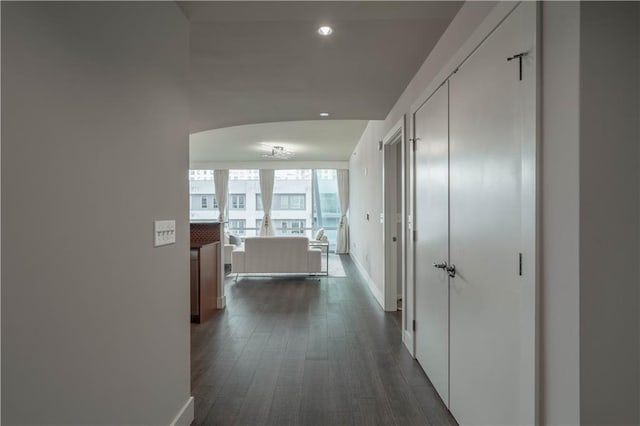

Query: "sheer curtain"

xmin=336 ymin=169 xmax=349 ymax=253
xmin=213 ymin=169 xmax=228 ymax=222
xmin=259 ymin=169 xmax=275 ymax=236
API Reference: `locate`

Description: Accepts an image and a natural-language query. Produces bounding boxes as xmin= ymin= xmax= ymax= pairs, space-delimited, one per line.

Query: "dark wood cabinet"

xmin=190 ymin=242 xmax=219 ymax=323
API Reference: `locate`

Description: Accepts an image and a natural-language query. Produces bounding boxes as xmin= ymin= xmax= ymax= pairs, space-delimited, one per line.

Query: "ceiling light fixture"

xmin=319 ymin=112 xmax=330 ymax=117
xmin=318 ymin=26 xmax=333 ymax=36
xmin=262 ymin=145 xmax=294 ymax=160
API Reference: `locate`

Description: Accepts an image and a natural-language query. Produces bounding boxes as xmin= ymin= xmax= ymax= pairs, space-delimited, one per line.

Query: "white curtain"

xmin=259 ymin=169 xmax=275 ymax=236
xmin=213 ymin=169 xmax=229 ymax=223
xmin=336 ymin=169 xmax=349 ymax=254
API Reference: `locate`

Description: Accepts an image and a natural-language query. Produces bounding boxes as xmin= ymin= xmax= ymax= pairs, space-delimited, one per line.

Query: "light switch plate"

xmin=154 ymin=220 xmax=176 ymax=247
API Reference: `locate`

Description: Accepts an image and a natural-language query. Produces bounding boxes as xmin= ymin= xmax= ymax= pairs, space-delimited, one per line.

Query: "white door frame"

xmin=381 ymin=116 xmax=407 ymax=317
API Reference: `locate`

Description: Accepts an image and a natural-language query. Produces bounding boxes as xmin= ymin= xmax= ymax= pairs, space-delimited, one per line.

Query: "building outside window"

xmin=313 ymin=170 xmax=340 ymax=250
xmin=229 ymin=219 xmax=246 ymax=235
xmin=281 ymin=219 xmax=306 ymax=234
xmin=190 ymin=168 xmax=342 ymax=250
xmin=188 ymin=171 xmax=218 ymax=220
xmin=256 ymin=219 xmax=306 ymax=235
xmin=319 ymin=193 xmax=339 ymax=213
xmin=230 ymin=193 xmax=246 ymax=210
xmin=256 ymin=193 xmax=306 ymax=210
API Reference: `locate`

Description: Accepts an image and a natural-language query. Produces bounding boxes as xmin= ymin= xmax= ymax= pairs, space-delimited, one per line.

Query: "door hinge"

xmin=519 ymin=253 xmax=523 ymax=276
xmin=507 ymin=52 xmax=528 ymax=81
xmin=412 ymin=320 xmax=416 ymax=331
xmin=413 ymin=230 xmax=417 ymax=242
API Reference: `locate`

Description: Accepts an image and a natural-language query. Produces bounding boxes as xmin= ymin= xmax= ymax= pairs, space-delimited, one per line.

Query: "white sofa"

xmin=231 ymin=236 xmax=322 ymax=274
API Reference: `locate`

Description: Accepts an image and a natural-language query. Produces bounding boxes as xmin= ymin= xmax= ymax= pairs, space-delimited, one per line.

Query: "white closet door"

xmin=414 ymin=82 xmax=450 ymax=406
xmin=448 ymin=3 xmax=535 ymax=425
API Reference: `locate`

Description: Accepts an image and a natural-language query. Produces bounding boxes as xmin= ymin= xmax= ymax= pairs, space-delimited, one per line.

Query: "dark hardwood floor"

xmin=191 ymin=256 xmax=456 ymax=426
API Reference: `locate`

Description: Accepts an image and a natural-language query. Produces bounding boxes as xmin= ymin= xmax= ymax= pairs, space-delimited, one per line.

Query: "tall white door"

xmin=414 ymin=82 xmax=450 ymax=406
xmin=448 ymin=3 xmax=535 ymax=425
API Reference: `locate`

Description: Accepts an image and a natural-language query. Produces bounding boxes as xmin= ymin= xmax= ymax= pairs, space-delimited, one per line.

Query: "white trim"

xmin=381 ymin=116 xmax=406 ymax=313
xmin=216 ymin=295 xmax=226 ymax=309
xmin=403 ymin=330 xmax=415 ymax=357
xmin=349 ymin=253 xmax=384 ymax=309
xmin=190 ymin=160 xmax=349 ymax=170
xmin=170 ymin=396 xmax=194 ymax=426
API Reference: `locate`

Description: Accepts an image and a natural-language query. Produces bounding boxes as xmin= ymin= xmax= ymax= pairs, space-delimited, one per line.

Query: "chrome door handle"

xmin=433 ymin=261 xmax=448 ymax=269
xmin=446 ymin=264 xmax=456 ymax=278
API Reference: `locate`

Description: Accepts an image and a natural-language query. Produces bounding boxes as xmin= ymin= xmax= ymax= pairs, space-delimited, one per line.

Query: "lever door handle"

xmin=446 ymin=264 xmax=456 ymax=278
xmin=433 ymin=261 xmax=447 ymax=269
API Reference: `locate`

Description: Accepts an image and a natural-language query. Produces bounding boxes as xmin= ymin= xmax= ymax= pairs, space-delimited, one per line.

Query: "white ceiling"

xmin=181 ymin=1 xmax=463 ymax=162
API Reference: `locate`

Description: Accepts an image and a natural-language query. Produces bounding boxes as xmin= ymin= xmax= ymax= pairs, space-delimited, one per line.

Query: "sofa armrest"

xmin=223 ymin=244 xmax=235 ymax=264
xmin=231 ymin=249 xmax=246 ymax=273
xmin=307 ymin=248 xmax=322 ymax=272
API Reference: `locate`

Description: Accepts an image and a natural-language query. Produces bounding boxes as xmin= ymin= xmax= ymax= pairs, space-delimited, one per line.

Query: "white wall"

xmin=1 ymin=3 xmax=192 ymax=424
xmin=579 ymin=3 xmax=639 ymax=424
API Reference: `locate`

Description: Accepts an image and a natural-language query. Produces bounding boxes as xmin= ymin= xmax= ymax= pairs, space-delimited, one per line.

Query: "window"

xmin=189 ymin=170 xmax=218 ymax=220
xmin=256 ymin=193 xmax=306 ymax=210
xmin=277 ymin=219 xmax=306 ymax=235
xmin=319 ymin=193 xmax=339 ymax=213
xmin=230 ymin=194 xmax=246 ymax=210
xmin=190 ymin=194 xmax=218 ymax=210
xmin=229 ymin=219 xmax=246 ymax=235
xmin=313 ymin=169 xmax=340 ymax=251
xmin=255 ymin=219 xmax=306 ymax=235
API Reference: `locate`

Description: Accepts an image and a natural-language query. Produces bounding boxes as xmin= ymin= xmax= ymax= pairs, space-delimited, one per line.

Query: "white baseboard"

xmin=170 ymin=396 xmax=194 ymax=426
xmin=349 ymin=253 xmax=384 ymax=309
xmin=217 ymin=296 xmax=226 ymax=309
xmin=403 ymin=330 xmax=415 ymax=358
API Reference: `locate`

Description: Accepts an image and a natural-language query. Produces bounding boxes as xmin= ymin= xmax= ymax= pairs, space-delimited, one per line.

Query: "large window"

xmin=189 ymin=170 xmax=218 ymax=220
xmin=229 ymin=219 xmax=246 ymax=235
xmin=256 ymin=219 xmax=306 ymax=235
xmin=313 ymin=169 xmax=340 ymax=250
xmin=190 ymin=194 xmax=218 ymax=211
xmin=190 ymin=168 xmax=342 ymax=251
xmin=230 ymin=193 xmax=246 ymax=210
xmin=256 ymin=193 xmax=306 ymax=210
xmin=227 ymin=170 xmax=260 ymax=236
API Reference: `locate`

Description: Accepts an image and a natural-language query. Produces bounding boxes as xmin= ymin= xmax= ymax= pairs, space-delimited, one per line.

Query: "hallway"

xmin=190 ymin=256 xmax=456 ymax=425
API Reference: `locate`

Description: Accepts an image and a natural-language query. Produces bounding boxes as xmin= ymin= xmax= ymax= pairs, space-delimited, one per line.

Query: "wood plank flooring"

xmin=191 ymin=256 xmax=456 ymax=426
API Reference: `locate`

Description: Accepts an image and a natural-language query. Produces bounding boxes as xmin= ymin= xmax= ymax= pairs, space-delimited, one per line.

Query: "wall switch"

xmin=154 ymin=220 xmax=176 ymax=247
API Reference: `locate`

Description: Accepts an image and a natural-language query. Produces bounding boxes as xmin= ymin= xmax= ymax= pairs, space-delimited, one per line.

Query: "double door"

xmin=414 ymin=3 xmax=536 ymax=425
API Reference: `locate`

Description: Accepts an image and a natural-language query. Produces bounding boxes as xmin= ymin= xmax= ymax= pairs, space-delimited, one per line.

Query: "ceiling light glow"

xmin=319 ymin=112 xmax=330 ymax=117
xmin=262 ymin=145 xmax=294 ymax=160
xmin=318 ymin=26 xmax=333 ymax=36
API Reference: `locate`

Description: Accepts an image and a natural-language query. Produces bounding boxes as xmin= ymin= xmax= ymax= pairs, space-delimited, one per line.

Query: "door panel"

xmin=448 ymin=3 xmax=534 ymax=425
xmin=414 ymin=82 xmax=450 ymax=406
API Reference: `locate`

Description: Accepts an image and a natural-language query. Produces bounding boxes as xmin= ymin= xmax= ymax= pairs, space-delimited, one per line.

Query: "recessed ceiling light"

xmin=318 ymin=26 xmax=333 ymax=36
xmin=319 ymin=112 xmax=330 ymax=117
